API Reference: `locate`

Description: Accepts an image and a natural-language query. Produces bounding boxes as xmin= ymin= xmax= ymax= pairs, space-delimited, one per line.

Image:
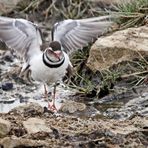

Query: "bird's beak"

xmin=47 ymin=48 xmax=61 ymax=61
xmin=54 ymin=51 xmax=62 ymax=60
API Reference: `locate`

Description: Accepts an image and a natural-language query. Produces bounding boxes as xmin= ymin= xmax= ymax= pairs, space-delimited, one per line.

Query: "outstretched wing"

xmin=52 ymin=15 xmax=114 ymax=53
xmin=0 ymin=16 xmax=42 ymax=62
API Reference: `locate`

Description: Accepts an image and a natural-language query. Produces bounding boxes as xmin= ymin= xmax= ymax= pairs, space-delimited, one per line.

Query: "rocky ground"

xmin=0 ymin=104 xmax=147 ymax=148
xmin=0 ymin=0 xmax=148 ymax=147
xmin=0 ymin=41 xmax=148 ymax=148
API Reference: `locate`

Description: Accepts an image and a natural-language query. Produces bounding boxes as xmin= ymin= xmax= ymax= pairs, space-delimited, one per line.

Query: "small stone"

xmin=2 ymin=82 xmax=13 ymax=91
xmin=77 ymin=103 xmax=87 ymax=111
xmin=3 ymin=54 xmax=13 ymax=62
xmin=11 ymin=102 xmax=44 ymax=115
xmin=23 ymin=118 xmax=52 ymax=134
xmin=0 ymin=97 xmax=15 ymax=103
xmin=0 ymin=137 xmax=48 ymax=148
xmin=60 ymin=101 xmax=86 ymax=113
xmin=0 ymin=118 xmax=11 ymax=138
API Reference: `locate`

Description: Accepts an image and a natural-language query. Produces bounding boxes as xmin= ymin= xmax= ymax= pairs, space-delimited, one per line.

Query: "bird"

xmin=0 ymin=15 xmax=114 ymax=111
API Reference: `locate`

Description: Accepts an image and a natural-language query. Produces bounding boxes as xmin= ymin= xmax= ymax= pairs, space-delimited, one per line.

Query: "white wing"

xmin=52 ymin=15 xmax=114 ymax=53
xmin=0 ymin=16 xmax=42 ymax=62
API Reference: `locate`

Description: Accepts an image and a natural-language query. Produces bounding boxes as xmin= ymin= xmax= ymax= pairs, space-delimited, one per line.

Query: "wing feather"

xmin=0 ymin=16 xmax=42 ymax=62
xmin=53 ymin=15 xmax=114 ymax=53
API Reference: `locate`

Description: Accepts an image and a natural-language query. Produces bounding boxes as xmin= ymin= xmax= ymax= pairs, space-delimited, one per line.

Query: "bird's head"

xmin=44 ymin=41 xmax=64 ymax=62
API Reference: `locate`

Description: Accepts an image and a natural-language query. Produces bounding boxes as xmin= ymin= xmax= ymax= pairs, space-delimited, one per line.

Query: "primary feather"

xmin=0 ymin=16 xmax=42 ymax=62
xmin=52 ymin=15 xmax=114 ymax=53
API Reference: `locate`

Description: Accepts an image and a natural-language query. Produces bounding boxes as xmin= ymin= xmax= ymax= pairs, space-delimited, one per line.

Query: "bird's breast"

xmin=29 ymin=53 xmax=70 ymax=84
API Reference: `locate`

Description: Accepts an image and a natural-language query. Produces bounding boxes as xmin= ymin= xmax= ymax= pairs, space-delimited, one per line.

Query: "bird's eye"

xmin=46 ymin=47 xmax=52 ymax=52
xmin=52 ymin=47 xmax=59 ymax=51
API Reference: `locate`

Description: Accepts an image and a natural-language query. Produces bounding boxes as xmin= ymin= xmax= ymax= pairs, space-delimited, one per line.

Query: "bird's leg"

xmin=53 ymin=83 xmax=57 ymax=99
xmin=48 ymin=83 xmax=58 ymax=111
xmin=44 ymin=84 xmax=48 ymax=100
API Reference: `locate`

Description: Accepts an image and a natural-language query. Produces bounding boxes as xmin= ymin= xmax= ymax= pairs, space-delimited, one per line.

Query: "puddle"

xmin=0 ymin=84 xmax=148 ymax=120
xmin=0 ymin=86 xmax=70 ymax=113
xmin=0 ymin=80 xmax=77 ymax=113
xmin=0 ymin=98 xmax=48 ymax=113
xmin=93 ymin=90 xmax=148 ymax=120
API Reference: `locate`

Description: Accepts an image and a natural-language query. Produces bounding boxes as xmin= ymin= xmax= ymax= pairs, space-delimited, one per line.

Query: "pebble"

xmin=3 ymin=55 xmax=13 ymax=62
xmin=0 ymin=117 xmax=11 ymax=138
xmin=1 ymin=82 xmax=13 ymax=91
xmin=2 ymin=50 xmax=14 ymax=62
xmin=60 ymin=100 xmax=86 ymax=113
xmin=0 ymin=97 xmax=15 ymax=103
xmin=23 ymin=117 xmax=52 ymax=134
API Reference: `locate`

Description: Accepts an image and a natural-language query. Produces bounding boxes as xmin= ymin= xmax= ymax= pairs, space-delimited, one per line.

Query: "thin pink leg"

xmin=44 ymin=84 xmax=48 ymax=100
xmin=48 ymin=84 xmax=57 ymax=111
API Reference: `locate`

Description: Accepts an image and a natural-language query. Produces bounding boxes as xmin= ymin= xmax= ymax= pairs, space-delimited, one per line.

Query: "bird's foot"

xmin=48 ymin=101 xmax=58 ymax=112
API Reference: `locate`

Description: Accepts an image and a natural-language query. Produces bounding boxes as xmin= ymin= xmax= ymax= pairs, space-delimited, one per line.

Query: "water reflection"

xmin=0 ymin=98 xmax=48 ymax=113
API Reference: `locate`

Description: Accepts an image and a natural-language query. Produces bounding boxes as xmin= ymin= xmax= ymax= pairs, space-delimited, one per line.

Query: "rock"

xmin=0 ymin=97 xmax=15 ymax=103
xmin=0 ymin=0 xmax=21 ymax=15
xmin=23 ymin=118 xmax=52 ymax=134
xmin=2 ymin=50 xmax=14 ymax=62
xmin=11 ymin=102 xmax=44 ymax=115
xmin=0 ymin=137 xmax=48 ymax=148
xmin=1 ymin=82 xmax=13 ymax=91
xmin=60 ymin=100 xmax=86 ymax=113
xmin=0 ymin=118 xmax=11 ymax=138
xmin=87 ymin=26 xmax=148 ymax=71
xmin=0 ymin=41 xmax=8 ymax=50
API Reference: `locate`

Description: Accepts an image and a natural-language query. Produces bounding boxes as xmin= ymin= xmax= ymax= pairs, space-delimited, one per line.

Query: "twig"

xmin=44 ymin=0 xmax=57 ymax=20
xmin=121 ymin=70 xmax=148 ymax=79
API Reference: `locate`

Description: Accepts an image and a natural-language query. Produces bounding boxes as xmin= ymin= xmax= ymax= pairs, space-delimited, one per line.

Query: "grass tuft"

xmin=116 ymin=0 xmax=148 ymax=13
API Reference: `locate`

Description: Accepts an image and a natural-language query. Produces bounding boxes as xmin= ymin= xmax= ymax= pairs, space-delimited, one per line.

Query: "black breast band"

xmin=42 ymin=54 xmax=65 ymax=68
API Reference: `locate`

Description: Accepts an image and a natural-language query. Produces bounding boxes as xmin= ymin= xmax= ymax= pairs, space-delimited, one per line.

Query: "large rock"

xmin=0 ymin=118 xmax=11 ymax=138
xmin=87 ymin=25 xmax=148 ymax=71
xmin=23 ymin=118 xmax=52 ymax=134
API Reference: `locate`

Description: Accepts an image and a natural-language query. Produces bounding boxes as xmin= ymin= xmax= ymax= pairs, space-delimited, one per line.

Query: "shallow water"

xmin=0 ymin=50 xmax=148 ymax=120
xmin=0 ymin=98 xmax=47 ymax=113
xmin=0 ymin=84 xmax=148 ymax=120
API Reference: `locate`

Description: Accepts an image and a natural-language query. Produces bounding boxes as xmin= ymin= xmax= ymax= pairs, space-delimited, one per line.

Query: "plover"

xmin=0 ymin=15 xmax=114 ymax=111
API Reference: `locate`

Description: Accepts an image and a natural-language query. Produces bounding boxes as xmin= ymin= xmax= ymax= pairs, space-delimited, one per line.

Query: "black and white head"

xmin=43 ymin=41 xmax=65 ymax=67
xmin=45 ymin=41 xmax=64 ymax=62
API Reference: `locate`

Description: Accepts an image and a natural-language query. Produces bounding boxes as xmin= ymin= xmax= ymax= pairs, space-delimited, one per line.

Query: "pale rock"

xmin=23 ymin=118 xmax=52 ymax=134
xmin=60 ymin=100 xmax=86 ymax=113
xmin=0 ymin=118 xmax=11 ymax=138
xmin=87 ymin=26 xmax=148 ymax=71
xmin=0 ymin=136 xmax=48 ymax=148
xmin=11 ymin=102 xmax=44 ymax=114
